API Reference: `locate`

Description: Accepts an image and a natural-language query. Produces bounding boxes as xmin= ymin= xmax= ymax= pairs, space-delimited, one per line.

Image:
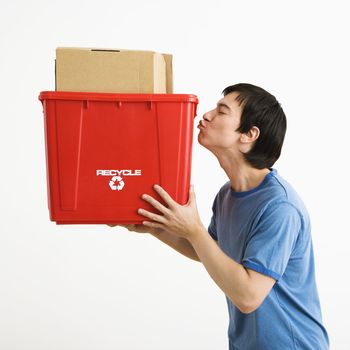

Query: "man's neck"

xmin=217 ymin=154 xmax=271 ymax=192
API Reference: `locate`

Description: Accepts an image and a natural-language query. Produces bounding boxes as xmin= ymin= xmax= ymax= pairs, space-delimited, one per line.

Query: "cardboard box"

xmin=55 ymin=47 xmax=173 ymax=93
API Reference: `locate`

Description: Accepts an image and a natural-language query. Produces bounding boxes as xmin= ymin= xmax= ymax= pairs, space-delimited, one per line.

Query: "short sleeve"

xmin=208 ymin=193 xmax=219 ymax=241
xmin=242 ymin=201 xmax=301 ymax=281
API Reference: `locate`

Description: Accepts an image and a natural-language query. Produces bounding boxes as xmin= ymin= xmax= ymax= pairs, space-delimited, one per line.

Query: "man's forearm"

xmin=189 ymin=225 xmax=256 ymax=312
xmin=150 ymin=229 xmax=200 ymax=262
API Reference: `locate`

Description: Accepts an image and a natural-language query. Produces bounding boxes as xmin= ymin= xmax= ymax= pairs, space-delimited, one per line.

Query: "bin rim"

xmin=39 ymin=91 xmax=198 ymax=103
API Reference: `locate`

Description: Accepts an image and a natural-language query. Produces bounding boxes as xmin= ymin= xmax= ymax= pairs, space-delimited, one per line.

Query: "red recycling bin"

xmin=38 ymin=91 xmax=199 ymax=224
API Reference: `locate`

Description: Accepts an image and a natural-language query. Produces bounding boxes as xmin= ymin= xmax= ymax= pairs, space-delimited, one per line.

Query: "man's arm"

xmin=189 ymin=226 xmax=276 ymax=314
xmin=136 ymin=184 xmax=277 ymax=313
xmin=150 ymin=229 xmax=201 ymax=262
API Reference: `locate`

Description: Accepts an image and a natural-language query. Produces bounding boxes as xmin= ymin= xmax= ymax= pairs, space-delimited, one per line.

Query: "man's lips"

xmin=197 ymin=120 xmax=206 ymax=129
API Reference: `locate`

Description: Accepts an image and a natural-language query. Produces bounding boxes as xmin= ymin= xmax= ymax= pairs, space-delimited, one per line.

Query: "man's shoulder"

xmin=270 ymin=172 xmax=309 ymax=214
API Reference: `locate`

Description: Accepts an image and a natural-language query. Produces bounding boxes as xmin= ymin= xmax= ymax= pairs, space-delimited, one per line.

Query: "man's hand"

xmin=137 ymin=184 xmax=205 ymax=242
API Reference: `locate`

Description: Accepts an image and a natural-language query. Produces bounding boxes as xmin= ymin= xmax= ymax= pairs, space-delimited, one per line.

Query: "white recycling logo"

xmin=109 ymin=176 xmax=125 ymax=191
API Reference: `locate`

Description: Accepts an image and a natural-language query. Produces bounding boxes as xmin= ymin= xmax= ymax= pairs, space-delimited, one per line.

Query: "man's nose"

xmin=203 ymin=110 xmax=213 ymax=121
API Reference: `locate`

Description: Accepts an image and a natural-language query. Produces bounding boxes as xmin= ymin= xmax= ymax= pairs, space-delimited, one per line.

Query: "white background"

xmin=1 ymin=0 xmax=349 ymax=349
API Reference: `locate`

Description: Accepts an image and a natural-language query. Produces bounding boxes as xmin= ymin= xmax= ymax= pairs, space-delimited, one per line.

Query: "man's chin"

xmin=197 ymin=135 xmax=210 ymax=149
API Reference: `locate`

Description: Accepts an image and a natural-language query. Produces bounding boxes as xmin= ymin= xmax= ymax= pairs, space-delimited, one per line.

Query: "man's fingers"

xmin=120 ymin=224 xmax=135 ymax=230
xmin=153 ymin=184 xmax=176 ymax=208
xmin=138 ymin=208 xmax=167 ymax=224
xmin=142 ymin=220 xmax=164 ymax=229
xmin=141 ymin=194 xmax=170 ymax=215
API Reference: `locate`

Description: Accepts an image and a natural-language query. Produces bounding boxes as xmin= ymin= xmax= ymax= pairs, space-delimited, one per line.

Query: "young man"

xmin=109 ymin=83 xmax=329 ymax=349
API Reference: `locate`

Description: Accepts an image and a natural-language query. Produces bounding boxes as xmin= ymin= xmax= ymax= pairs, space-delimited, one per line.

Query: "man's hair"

xmin=222 ymin=83 xmax=287 ymax=169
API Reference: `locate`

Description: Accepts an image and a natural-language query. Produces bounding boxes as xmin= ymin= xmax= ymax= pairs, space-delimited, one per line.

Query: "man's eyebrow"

xmin=217 ymin=102 xmax=231 ymax=111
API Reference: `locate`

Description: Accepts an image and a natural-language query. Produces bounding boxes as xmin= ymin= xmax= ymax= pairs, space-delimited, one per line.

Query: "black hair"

xmin=222 ymin=83 xmax=287 ymax=169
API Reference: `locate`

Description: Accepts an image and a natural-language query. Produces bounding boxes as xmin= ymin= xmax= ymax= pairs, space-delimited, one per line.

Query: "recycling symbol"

xmin=109 ymin=176 xmax=125 ymax=191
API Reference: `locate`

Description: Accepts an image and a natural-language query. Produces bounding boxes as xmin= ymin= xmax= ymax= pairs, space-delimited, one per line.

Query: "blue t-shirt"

xmin=208 ymin=168 xmax=329 ymax=350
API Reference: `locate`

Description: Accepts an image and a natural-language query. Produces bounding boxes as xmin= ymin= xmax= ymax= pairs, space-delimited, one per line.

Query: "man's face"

xmin=197 ymin=92 xmax=243 ymax=153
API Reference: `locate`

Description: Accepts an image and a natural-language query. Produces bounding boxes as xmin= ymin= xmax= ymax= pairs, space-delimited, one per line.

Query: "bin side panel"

xmin=55 ymin=101 xmax=83 ymax=210
xmin=43 ymin=100 xmax=60 ymax=220
xmin=156 ymin=101 xmax=195 ymax=205
xmin=178 ymin=102 xmax=195 ymax=204
xmin=156 ymin=102 xmax=181 ymax=204
xmin=75 ymin=101 xmax=162 ymax=220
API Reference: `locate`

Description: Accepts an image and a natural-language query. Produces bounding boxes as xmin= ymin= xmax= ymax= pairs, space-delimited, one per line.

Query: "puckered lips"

xmin=197 ymin=119 xmax=207 ymax=129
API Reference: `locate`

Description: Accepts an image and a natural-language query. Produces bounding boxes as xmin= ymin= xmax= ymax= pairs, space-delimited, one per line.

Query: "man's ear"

xmin=240 ymin=126 xmax=260 ymax=144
